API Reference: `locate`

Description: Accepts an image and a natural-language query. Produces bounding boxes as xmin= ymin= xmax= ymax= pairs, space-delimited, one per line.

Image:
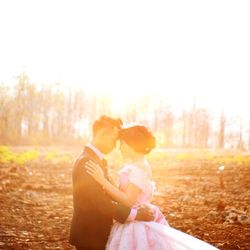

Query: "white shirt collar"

xmin=86 ymin=143 xmax=104 ymax=160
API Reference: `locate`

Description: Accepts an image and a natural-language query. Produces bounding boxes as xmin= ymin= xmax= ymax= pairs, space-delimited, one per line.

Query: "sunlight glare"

xmin=0 ymin=0 xmax=249 ymax=117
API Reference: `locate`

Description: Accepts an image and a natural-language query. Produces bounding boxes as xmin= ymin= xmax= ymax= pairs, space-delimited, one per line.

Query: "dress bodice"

xmin=118 ymin=163 xmax=155 ymax=207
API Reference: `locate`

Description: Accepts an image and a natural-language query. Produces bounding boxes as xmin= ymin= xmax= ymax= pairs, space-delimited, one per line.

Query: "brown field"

xmin=0 ymin=147 xmax=250 ymax=249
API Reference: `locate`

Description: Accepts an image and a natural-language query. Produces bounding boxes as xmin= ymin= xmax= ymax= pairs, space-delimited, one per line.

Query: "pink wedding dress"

xmin=106 ymin=163 xmax=218 ymax=250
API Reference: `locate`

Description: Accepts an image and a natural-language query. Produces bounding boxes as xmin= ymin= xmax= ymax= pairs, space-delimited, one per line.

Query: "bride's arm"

xmin=107 ymin=174 xmax=118 ymax=187
xmin=85 ymin=161 xmax=141 ymax=208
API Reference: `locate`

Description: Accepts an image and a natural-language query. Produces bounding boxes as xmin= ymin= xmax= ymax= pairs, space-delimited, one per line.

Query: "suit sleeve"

xmin=73 ymin=157 xmax=131 ymax=223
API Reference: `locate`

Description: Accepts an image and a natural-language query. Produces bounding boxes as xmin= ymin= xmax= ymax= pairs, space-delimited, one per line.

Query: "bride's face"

xmin=119 ymin=140 xmax=134 ymax=159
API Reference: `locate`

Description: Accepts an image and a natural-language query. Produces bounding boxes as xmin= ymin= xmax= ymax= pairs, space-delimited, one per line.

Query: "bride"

xmin=85 ymin=125 xmax=218 ymax=250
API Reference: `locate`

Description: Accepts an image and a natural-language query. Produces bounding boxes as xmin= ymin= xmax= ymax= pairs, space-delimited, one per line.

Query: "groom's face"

xmin=99 ymin=127 xmax=119 ymax=154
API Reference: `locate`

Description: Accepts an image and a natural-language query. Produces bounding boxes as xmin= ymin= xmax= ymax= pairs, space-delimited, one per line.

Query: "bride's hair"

xmin=118 ymin=125 xmax=156 ymax=154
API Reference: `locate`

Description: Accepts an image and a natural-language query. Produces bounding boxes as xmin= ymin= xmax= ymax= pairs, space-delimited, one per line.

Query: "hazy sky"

xmin=0 ymin=1 xmax=249 ymax=116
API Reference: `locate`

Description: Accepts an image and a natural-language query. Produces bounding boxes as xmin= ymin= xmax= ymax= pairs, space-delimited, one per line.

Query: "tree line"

xmin=0 ymin=72 xmax=249 ymax=149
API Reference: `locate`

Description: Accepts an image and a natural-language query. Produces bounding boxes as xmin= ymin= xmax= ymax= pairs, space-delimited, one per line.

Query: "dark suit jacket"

xmin=69 ymin=146 xmax=131 ymax=248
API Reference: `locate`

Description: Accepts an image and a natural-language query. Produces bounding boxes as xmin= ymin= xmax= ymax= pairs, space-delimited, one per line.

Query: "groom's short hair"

xmin=93 ymin=115 xmax=123 ymax=136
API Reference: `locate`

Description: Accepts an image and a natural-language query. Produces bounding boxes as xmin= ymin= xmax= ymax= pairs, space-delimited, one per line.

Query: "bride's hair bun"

xmin=118 ymin=125 xmax=156 ymax=154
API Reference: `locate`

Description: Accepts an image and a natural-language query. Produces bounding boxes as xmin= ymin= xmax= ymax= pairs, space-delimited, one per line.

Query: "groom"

xmin=69 ymin=115 xmax=154 ymax=250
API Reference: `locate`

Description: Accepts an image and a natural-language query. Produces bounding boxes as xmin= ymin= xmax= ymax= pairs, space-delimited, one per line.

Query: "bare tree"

xmin=248 ymin=120 xmax=250 ymax=150
xmin=218 ymin=112 xmax=226 ymax=149
xmin=237 ymin=117 xmax=244 ymax=150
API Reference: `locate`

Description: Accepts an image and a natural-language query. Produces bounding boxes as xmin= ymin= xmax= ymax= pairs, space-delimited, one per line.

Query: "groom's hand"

xmin=136 ymin=207 xmax=154 ymax=221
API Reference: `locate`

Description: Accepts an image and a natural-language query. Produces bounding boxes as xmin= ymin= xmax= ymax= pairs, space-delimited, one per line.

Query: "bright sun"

xmin=0 ymin=1 xmax=249 ymax=117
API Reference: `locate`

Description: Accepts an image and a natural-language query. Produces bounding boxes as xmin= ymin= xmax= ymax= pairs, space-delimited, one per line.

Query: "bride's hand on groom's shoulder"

xmin=85 ymin=160 xmax=106 ymax=185
xmin=136 ymin=207 xmax=155 ymax=222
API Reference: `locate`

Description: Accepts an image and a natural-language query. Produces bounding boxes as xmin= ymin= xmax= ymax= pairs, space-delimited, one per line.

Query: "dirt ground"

xmin=0 ymin=148 xmax=250 ymax=249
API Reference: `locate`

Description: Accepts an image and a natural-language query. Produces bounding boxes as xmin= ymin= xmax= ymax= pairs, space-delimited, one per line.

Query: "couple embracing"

xmin=69 ymin=115 xmax=218 ymax=250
